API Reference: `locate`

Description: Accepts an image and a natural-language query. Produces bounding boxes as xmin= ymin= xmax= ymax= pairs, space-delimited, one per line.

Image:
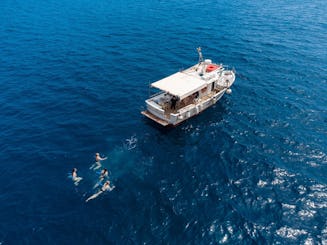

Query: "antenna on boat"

xmin=197 ymin=47 xmax=203 ymax=64
xmin=148 ymin=81 xmax=151 ymax=98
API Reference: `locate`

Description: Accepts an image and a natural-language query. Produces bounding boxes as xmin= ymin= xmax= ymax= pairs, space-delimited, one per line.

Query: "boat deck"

xmin=141 ymin=111 xmax=169 ymax=126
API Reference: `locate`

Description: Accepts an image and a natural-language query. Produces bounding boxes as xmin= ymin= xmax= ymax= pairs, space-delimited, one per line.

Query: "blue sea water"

xmin=0 ymin=0 xmax=326 ymax=243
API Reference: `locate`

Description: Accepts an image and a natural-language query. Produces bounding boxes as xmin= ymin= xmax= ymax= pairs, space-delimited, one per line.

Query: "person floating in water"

xmin=86 ymin=180 xmax=114 ymax=202
xmin=93 ymin=168 xmax=109 ymax=189
xmin=90 ymin=153 xmax=108 ymax=170
xmin=71 ymin=168 xmax=83 ymax=186
xmin=99 ymin=168 xmax=109 ymax=180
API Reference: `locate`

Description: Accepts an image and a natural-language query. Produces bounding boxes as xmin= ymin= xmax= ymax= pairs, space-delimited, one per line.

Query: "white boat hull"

xmin=141 ymin=50 xmax=236 ymax=127
xmin=142 ymin=88 xmax=227 ymax=127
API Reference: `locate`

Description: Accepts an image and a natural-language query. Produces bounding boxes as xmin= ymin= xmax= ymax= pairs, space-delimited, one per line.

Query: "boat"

xmin=141 ymin=47 xmax=236 ymax=126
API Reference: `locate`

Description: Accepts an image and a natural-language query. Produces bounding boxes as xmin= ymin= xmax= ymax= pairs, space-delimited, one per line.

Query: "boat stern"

xmin=141 ymin=110 xmax=169 ymax=126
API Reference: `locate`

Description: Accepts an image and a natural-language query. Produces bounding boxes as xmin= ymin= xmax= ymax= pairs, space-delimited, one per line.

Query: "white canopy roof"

xmin=151 ymin=72 xmax=207 ymax=100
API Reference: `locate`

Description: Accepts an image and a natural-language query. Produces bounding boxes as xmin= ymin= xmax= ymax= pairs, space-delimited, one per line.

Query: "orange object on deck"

xmin=206 ymin=64 xmax=219 ymax=72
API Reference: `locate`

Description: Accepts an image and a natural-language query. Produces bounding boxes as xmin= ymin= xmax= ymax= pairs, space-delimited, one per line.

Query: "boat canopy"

xmin=151 ymin=72 xmax=207 ymax=100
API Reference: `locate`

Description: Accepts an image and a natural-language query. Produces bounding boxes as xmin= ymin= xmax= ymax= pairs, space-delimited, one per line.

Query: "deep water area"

xmin=0 ymin=0 xmax=326 ymax=244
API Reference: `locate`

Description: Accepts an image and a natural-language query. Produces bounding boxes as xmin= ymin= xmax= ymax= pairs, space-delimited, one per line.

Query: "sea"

xmin=0 ymin=0 xmax=326 ymax=244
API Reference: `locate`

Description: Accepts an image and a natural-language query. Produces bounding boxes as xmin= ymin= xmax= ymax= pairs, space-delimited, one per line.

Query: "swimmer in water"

xmin=93 ymin=168 xmax=109 ymax=189
xmin=99 ymin=168 xmax=109 ymax=180
xmin=96 ymin=153 xmax=107 ymax=162
xmin=86 ymin=180 xmax=114 ymax=202
xmin=71 ymin=168 xmax=83 ymax=186
xmin=90 ymin=153 xmax=108 ymax=170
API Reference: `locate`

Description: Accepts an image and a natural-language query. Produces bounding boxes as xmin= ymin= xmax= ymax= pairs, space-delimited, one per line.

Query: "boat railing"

xmin=149 ymin=91 xmax=165 ymax=99
xmin=178 ymin=104 xmax=195 ymax=114
xmin=146 ymin=100 xmax=165 ymax=116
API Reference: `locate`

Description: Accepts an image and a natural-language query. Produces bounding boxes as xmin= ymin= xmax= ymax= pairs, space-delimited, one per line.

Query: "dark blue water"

xmin=1 ymin=0 xmax=326 ymax=243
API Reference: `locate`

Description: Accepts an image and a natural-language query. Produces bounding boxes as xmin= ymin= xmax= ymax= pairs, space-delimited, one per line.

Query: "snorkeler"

xmin=90 ymin=153 xmax=108 ymax=170
xmin=86 ymin=180 xmax=114 ymax=202
xmin=93 ymin=168 xmax=109 ymax=189
xmin=71 ymin=168 xmax=83 ymax=186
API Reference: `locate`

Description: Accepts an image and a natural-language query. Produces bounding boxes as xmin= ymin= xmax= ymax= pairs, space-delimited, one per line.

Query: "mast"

xmin=196 ymin=47 xmax=205 ymax=74
xmin=197 ymin=47 xmax=204 ymax=64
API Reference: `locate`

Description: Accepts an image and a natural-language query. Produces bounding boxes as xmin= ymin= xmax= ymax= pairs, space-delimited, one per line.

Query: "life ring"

xmin=206 ymin=64 xmax=219 ymax=72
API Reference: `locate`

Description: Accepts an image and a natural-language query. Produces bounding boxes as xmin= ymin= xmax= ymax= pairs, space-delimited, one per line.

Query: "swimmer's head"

xmin=72 ymin=168 xmax=77 ymax=173
xmin=95 ymin=153 xmax=99 ymax=156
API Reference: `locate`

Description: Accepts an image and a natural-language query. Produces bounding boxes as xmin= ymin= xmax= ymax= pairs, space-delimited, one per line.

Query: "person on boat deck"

xmin=90 ymin=153 xmax=108 ymax=170
xmin=192 ymin=91 xmax=199 ymax=103
xmin=71 ymin=168 xmax=83 ymax=185
xmin=85 ymin=180 xmax=113 ymax=202
xmin=170 ymin=96 xmax=178 ymax=110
